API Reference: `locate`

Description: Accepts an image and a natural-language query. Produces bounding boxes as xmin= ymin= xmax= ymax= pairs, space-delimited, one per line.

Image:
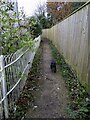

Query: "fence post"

xmin=0 ymin=57 xmax=3 ymax=119
xmin=0 ymin=55 xmax=8 ymax=119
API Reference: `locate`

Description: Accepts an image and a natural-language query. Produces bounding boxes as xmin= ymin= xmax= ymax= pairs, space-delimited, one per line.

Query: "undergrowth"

xmin=49 ymin=40 xmax=90 ymax=120
xmin=9 ymin=42 xmax=42 ymax=120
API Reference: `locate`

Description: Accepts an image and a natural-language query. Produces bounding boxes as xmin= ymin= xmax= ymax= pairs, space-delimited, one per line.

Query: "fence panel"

xmin=42 ymin=3 xmax=89 ymax=91
xmin=0 ymin=36 xmax=41 ymax=119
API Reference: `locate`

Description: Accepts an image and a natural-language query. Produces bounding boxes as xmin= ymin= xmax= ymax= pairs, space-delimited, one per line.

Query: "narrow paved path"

xmin=25 ymin=40 xmax=69 ymax=118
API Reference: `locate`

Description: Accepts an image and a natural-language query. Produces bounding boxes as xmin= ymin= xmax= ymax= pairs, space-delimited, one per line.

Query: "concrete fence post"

xmin=0 ymin=56 xmax=3 ymax=120
xmin=0 ymin=55 xmax=8 ymax=119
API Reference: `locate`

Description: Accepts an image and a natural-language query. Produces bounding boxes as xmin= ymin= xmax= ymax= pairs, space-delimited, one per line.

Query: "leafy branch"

xmin=0 ymin=1 xmax=35 ymax=55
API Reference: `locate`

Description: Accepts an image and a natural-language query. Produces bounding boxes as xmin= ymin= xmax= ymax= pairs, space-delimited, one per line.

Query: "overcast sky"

xmin=18 ymin=0 xmax=47 ymax=16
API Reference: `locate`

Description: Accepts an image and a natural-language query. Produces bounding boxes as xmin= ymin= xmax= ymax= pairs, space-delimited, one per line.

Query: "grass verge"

xmin=49 ymin=40 xmax=90 ymax=120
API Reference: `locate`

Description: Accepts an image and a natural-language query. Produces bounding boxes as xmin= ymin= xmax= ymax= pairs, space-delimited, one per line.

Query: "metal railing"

xmin=0 ymin=36 xmax=41 ymax=119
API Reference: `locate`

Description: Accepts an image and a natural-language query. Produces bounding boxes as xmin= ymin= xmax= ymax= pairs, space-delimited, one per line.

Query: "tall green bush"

xmin=0 ymin=1 xmax=34 ymax=55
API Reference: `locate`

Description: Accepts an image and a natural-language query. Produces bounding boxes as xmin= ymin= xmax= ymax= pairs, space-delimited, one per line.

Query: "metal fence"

xmin=0 ymin=36 xmax=41 ymax=119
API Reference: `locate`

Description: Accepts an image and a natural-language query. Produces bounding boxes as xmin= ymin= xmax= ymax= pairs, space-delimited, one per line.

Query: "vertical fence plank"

xmin=0 ymin=55 xmax=8 ymax=118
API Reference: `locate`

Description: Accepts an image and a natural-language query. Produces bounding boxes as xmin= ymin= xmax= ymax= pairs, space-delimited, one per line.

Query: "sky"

xmin=17 ymin=0 xmax=47 ymax=17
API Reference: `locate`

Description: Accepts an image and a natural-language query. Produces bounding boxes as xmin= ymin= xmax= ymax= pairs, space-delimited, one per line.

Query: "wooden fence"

xmin=0 ymin=36 xmax=41 ymax=119
xmin=42 ymin=2 xmax=90 ymax=92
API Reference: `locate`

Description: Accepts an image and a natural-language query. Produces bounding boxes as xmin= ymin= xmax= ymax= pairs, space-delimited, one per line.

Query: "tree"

xmin=47 ymin=2 xmax=86 ymax=24
xmin=47 ymin=2 xmax=72 ymax=24
xmin=71 ymin=2 xmax=85 ymax=11
xmin=0 ymin=1 xmax=20 ymax=54
xmin=0 ymin=1 xmax=35 ymax=55
xmin=34 ymin=3 xmax=53 ymax=29
xmin=27 ymin=16 xmax=42 ymax=39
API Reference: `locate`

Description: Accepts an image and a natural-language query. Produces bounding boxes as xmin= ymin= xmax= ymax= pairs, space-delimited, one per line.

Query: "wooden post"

xmin=0 ymin=55 xmax=8 ymax=119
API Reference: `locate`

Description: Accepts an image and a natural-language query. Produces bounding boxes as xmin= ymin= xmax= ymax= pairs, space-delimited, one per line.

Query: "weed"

xmin=49 ymin=41 xmax=90 ymax=120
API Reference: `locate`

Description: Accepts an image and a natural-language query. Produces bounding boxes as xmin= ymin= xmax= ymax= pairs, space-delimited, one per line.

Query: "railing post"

xmin=0 ymin=55 xmax=8 ymax=119
xmin=0 ymin=57 xmax=3 ymax=119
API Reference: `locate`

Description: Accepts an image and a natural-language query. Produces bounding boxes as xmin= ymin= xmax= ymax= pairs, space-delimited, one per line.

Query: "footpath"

xmin=24 ymin=40 xmax=70 ymax=118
